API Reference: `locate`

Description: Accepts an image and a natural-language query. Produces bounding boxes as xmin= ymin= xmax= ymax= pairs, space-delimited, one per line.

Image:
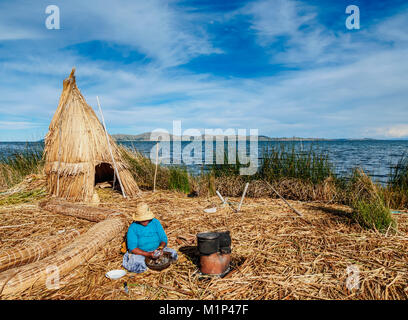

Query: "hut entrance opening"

xmin=95 ymin=163 xmax=116 ymax=187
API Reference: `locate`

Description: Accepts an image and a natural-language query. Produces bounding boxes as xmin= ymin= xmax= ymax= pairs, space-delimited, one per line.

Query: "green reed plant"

xmin=205 ymin=144 xmax=335 ymax=184
xmin=381 ymin=154 xmax=408 ymax=209
xmin=120 ymin=146 xmax=170 ymax=190
xmin=348 ymin=169 xmax=395 ymax=232
xmin=259 ymin=144 xmax=334 ymax=184
xmin=168 ymin=166 xmax=191 ymax=193
xmin=207 ymin=150 xmax=243 ymax=178
xmin=389 ymin=154 xmax=408 ymax=191
xmin=0 ymin=188 xmax=47 ymax=205
xmin=0 ymin=147 xmax=44 ymax=188
xmin=351 ymin=197 xmax=395 ymax=232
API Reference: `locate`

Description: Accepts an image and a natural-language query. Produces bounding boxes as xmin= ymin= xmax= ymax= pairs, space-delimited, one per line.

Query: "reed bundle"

xmin=0 ymin=213 xmax=126 ymax=297
xmin=0 ymin=228 xmax=82 ymax=273
xmin=39 ymin=200 xmax=118 ymax=222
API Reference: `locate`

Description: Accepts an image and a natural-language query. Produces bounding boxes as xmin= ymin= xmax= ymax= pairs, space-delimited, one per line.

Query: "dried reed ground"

xmin=1 ymin=175 xmax=408 ymax=300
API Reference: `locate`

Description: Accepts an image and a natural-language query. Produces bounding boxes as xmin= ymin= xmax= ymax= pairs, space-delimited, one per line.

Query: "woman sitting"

xmin=122 ymin=202 xmax=178 ymax=273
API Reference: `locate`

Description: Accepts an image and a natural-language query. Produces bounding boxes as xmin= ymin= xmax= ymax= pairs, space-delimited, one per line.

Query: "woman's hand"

xmin=152 ymin=249 xmax=162 ymax=259
xmin=131 ymin=247 xmax=155 ymax=258
xmin=157 ymin=242 xmax=166 ymax=253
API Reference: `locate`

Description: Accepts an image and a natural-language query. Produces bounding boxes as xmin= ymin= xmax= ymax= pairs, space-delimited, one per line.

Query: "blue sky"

xmin=1 ymin=0 xmax=408 ymax=141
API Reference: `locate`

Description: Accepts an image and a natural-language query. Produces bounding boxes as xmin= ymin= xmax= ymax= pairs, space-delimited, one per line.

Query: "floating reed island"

xmin=0 ymin=177 xmax=408 ymax=299
xmin=0 ymin=69 xmax=408 ymax=299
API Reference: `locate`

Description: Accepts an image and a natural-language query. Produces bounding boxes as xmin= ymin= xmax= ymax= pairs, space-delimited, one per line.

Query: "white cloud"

xmin=1 ymin=1 xmax=408 ymax=140
xmin=236 ymin=0 xmax=408 ymax=68
xmin=0 ymin=121 xmax=41 ymax=130
xmin=236 ymin=0 xmax=335 ymax=65
xmin=0 ymin=2 xmax=45 ymax=41
xmin=1 ymin=43 xmax=408 ymax=139
xmin=375 ymin=125 xmax=408 ymax=138
xmin=0 ymin=0 xmax=220 ymax=67
xmin=74 ymin=0 xmax=220 ymax=67
xmin=375 ymin=11 xmax=408 ymax=43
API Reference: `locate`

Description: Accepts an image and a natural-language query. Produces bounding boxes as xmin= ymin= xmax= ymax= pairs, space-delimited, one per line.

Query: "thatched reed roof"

xmin=44 ymin=68 xmax=140 ymax=202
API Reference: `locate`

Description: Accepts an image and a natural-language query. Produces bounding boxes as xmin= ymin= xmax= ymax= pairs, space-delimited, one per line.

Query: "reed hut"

xmin=44 ymin=68 xmax=140 ymax=202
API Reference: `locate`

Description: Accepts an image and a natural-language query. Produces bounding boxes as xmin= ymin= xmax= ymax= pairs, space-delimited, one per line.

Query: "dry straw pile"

xmin=0 ymin=175 xmax=407 ymax=300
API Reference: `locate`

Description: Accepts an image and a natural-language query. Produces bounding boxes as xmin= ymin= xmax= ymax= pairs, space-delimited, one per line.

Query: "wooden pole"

xmin=237 ymin=182 xmax=249 ymax=212
xmin=264 ymin=180 xmax=303 ymax=217
xmin=216 ymin=190 xmax=226 ymax=204
xmin=96 ymin=96 xmax=126 ymax=198
xmin=55 ymin=100 xmax=70 ymax=198
xmin=153 ymin=142 xmax=159 ymax=192
xmin=112 ymin=171 xmax=117 ymax=190
xmin=56 ymin=125 xmax=62 ymax=197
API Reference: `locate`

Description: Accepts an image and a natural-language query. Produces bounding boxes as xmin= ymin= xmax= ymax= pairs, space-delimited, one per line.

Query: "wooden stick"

xmin=264 ymin=180 xmax=303 ymax=217
xmin=112 ymin=167 xmax=117 ymax=190
xmin=216 ymin=190 xmax=226 ymax=204
xmin=237 ymin=182 xmax=249 ymax=212
xmin=157 ymin=283 xmax=194 ymax=296
xmin=0 ymin=222 xmax=35 ymax=229
xmin=96 ymin=96 xmax=126 ymax=198
xmin=56 ymin=125 xmax=62 ymax=197
xmin=153 ymin=142 xmax=159 ymax=192
xmin=55 ymin=99 xmax=71 ymax=198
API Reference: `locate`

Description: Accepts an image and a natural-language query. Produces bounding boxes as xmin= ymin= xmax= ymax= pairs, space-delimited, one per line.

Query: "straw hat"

xmin=132 ymin=202 xmax=155 ymax=221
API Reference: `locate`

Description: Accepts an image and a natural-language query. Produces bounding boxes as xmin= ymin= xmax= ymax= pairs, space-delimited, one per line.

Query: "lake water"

xmin=1 ymin=140 xmax=408 ymax=184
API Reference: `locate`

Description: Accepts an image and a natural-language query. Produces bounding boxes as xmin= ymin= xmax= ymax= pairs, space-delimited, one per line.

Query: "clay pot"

xmin=199 ymin=252 xmax=231 ymax=275
xmin=197 ymin=230 xmax=232 ymax=275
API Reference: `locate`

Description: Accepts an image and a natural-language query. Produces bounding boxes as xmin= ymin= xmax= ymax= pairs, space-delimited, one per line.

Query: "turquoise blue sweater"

xmin=126 ymin=218 xmax=168 ymax=252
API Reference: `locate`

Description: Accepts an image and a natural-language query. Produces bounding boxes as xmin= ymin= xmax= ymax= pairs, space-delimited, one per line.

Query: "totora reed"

xmin=0 ymin=175 xmax=407 ymax=300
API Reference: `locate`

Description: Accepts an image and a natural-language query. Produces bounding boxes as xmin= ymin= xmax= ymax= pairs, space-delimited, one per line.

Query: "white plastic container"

xmin=105 ymin=269 xmax=126 ymax=280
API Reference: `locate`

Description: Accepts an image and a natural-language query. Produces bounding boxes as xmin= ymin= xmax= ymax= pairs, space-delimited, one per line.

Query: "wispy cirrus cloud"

xmin=0 ymin=121 xmax=42 ymax=130
xmin=1 ymin=0 xmax=408 ymax=141
xmin=231 ymin=0 xmax=336 ymax=65
xmin=233 ymin=0 xmax=408 ymax=67
xmin=0 ymin=0 xmax=220 ymax=67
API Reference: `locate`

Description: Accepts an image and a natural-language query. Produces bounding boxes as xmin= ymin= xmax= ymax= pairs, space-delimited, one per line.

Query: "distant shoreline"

xmin=111 ymin=133 xmax=381 ymax=142
xmin=1 ymin=132 xmax=408 ymax=143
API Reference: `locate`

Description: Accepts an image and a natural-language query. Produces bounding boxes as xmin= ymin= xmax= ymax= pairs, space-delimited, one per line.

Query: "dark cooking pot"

xmin=217 ymin=231 xmax=231 ymax=253
xmin=197 ymin=232 xmax=220 ymax=255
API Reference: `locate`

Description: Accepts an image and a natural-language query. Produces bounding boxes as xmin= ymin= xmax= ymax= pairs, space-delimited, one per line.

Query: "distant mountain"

xmin=111 ymin=132 xmax=380 ymax=142
xmin=112 ymin=133 xmax=163 ymax=141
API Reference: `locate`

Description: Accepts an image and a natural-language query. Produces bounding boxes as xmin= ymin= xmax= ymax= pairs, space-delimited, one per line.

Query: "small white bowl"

xmin=204 ymin=207 xmax=217 ymax=213
xmin=105 ymin=269 xmax=126 ymax=280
